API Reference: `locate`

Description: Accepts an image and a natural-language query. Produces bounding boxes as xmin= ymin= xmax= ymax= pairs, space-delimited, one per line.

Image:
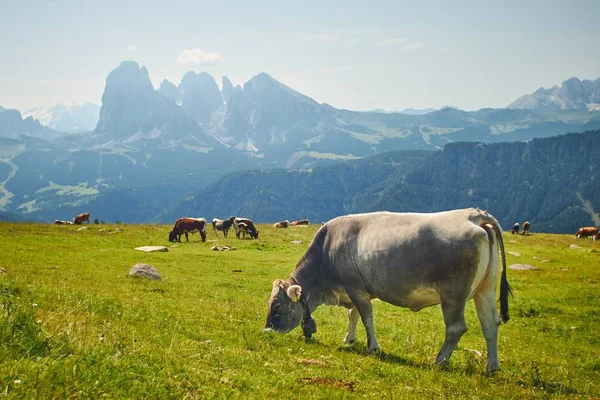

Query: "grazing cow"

xmin=212 ymin=216 xmax=236 ymax=237
xmin=236 ymin=222 xmax=251 ymax=239
xmin=274 ymin=220 xmax=290 ymax=228
xmin=522 ymin=221 xmax=530 ymax=235
xmin=594 ymin=232 xmax=600 ymax=241
xmin=73 ymin=212 xmax=90 ymax=225
xmin=510 ymin=223 xmax=520 ymax=234
xmin=234 ymin=217 xmax=259 ymax=239
xmin=169 ymin=217 xmax=207 ymax=242
xmin=291 ymin=219 xmax=309 ymax=226
xmin=54 ymin=220 xmax=73 ymax=225
xmin=575 ymin=227 xmax=599 ymax=239
xmin=264 ymin=208 xmax=511 ymax=372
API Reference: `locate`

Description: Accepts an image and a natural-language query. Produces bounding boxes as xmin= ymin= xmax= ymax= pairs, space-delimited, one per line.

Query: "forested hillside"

xmin=164 ymin=130 xmax=600 ymax=233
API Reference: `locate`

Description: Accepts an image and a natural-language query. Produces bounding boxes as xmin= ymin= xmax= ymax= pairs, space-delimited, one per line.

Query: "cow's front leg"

xmin=343 ymin=306 xmax=360 ymax=344
xmin=185 ymin=232 xmax=189 ymax=242
xmin=346 ymin=290 xmax=379 ymax=352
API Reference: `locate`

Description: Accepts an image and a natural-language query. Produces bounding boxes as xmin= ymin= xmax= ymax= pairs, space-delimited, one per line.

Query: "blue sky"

xmin=1 ymin=0 xmax=598 ymax=111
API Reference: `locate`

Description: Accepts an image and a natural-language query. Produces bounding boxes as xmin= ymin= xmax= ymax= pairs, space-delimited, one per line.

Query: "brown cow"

xmin=234 ymin=217 xmax=259 ymax=239
xmin=575 ymin=227 xmax=598 ymax=239
xmin=212 ymin=216 xmax=236 ymax=237
xmin=274 ymin=220 xmax=290 ymax=228
xmin=73 ymin=212 xmax=90 ymax=225
xmin=510 ymin=223 xmax=520 ymax=234
xmin=290 ymin=219 xmax=309 ymax=226
xmin=169 ymin=217 xmax=207 ymax=242
xmin=521 ymin=221 xmax=530 ymax=235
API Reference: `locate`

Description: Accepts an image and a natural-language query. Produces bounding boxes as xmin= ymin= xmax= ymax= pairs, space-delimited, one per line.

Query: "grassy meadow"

xmin=0 ymin=222 xmax=599 ymax=398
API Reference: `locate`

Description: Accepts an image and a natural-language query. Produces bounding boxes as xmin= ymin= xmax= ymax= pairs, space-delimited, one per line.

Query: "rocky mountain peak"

xmin=508 ymin=76 xmax=600 ymax=111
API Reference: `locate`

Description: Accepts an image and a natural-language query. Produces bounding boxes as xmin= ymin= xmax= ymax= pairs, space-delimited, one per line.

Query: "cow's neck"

xmin=288 ymin=250 xmax=327 ymax=312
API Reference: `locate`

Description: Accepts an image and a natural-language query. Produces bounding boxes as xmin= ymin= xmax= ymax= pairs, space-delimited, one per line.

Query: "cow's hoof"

xmin=367 ymin=347 xmax=380 ymax=354
xmin=434 ymin=357 xmax=450 ymax=369
xmin=343 ymin=339 xmax=356 ymax=345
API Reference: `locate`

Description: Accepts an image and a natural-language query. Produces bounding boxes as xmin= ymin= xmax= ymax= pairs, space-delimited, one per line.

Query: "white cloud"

xmin=403 ymin=42 xmax=424 ymax=51
xmin=374 ymin=38 xmax=424 ymax=50
xmin=125 ymin=45 xmax=136 ymax=53
xmin=176 ymin=49 xmax=224 ymax=66
xmin=301 ymin=29 xmax=344 ymax=41
xmin=374 ymin=38 xmax=407 ymax=48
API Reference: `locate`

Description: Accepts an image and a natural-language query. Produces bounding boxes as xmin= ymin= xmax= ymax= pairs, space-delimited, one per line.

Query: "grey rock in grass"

xmin=291 ymin=240 xmax=303 ymax=245
xmin=508 ymin=264 xmax=539 ymax=271
xmin=569 ymin=244 xmax=581 ymax=249
xmin=129 ymin=263 xmax=161 ymax=280
xmin=508 ymin=251 xmax=521 ymax=257
xmin=77 ymin=226 xmax=87 ymax=231
xmin=135 ymin=246 xmax=168 ymax=252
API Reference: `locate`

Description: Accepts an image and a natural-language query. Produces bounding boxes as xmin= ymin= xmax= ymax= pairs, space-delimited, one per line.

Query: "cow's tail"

xmin=472 ymin=209 xmax=512 ymax=323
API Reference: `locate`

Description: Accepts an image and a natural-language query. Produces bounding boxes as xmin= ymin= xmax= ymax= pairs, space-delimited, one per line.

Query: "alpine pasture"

xmin=1 ymin=222 xmax=599 ymax=398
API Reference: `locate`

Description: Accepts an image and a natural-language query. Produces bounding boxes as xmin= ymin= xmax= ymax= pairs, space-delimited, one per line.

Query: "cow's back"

xmin=320 ymin=210 xmax=490 ymax=308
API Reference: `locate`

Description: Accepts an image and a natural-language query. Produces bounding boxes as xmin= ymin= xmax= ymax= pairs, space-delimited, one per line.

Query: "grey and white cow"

xmin=264 ymin=208 xmax=511 ymax=372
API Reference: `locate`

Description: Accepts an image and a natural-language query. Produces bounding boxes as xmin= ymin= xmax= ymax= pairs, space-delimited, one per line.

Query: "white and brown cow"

xmin=575 ymin=226 xmax=598 ymax=239
xmin=169 ymin=217 xmax=207 ymax=242
xmin=264 ymin=208 xmax=511 ymax=372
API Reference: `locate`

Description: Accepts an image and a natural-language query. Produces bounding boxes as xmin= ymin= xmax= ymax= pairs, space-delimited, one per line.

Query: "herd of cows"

xmin=47 ymin=208 xmax=600 ymax=372
xmin=167 ymin=216 xmax=259 ymax=242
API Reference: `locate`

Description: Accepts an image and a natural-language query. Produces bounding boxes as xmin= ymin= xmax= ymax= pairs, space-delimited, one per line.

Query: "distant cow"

xmin=234 ymin=217 xmax=259 ymax=239
xmin=291 ymin=219 xmax=309 ymax=226
xmin=169 ymin=217 xmax=207 ymax=242
xmin=510 ymin=223 xmax=520 ymax=234
xmin=236 ymin=222 xmax=251 ymax=239
xmin=274 ymin=220 xmax=290 ymax=228
xmin=575 ymin=227 xmax=598 ymax=239
xmin=522 ymin=221 xmax=530 ymax=235
xmin=73 ymin=212 xmax=90 ymax=225
xmin=212 ymin=216 xmax=236 ymax=237
xmin=595 ymin=232 xmax=600 ymax=241
xmin=54 ymin=220 xmax=73 ymax=225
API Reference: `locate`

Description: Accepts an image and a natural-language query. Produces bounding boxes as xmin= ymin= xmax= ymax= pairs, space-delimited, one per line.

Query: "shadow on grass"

xmin=334 ymin=345 xmax=431 ymax=370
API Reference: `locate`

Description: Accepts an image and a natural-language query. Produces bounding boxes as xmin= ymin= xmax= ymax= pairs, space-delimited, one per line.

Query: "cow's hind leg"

xmin=345 ymin=289 xmax=379 ymax=352
xmin=435 ymin=295 xmax=468 ymax=367
xmin=343 ymin=306 xmax=360 ymax=344
xmin=474 ymin=289 xmax=501 ymax=372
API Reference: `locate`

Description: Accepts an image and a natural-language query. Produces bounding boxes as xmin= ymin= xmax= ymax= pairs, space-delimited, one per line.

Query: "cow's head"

xmin=251 ymin=229 xmax=259 ymax=239
xmin=168 ymin=231 xmax=177 ymax=242
xmin=264 ymin=279 xmax=304 ymax=333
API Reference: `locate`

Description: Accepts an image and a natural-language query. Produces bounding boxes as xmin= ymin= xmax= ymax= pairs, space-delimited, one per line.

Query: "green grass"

xmin=1 ymin=223 xmax=599 ymax=398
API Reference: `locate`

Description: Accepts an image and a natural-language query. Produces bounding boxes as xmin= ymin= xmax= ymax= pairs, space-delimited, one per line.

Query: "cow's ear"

xmin=287 ymin=285 xmax=302 ymax=302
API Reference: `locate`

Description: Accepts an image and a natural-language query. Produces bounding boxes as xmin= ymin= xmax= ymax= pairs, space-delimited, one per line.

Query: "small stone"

xmin=77 ymin=226 xmax=87 ymax=231
xmin=291 ymin=240 xmax=303 ymax=245
xmin=135 ymin=246 xmax=168 ymax=252
xmin=508 ymin=251 xmax=521 ymax=257
xmin=128 ymin=263 xmax=161 ymax=280
xmin=508 ymin=264 xmax=539 ymax=271
xmin=569 ymin=244 xmax=581 ymax=249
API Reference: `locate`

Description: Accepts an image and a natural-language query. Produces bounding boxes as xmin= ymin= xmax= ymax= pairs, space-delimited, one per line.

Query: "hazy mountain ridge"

xmin=508 ymin=77 xmax=600 ymax=111
xmin=166 ymin=129 xmax=600 ymax=233
xmin=23 ymin=103 xmax=100 ymax=133
xmin=0 ymin=106 xmax=63 ymax=140
xmin=2 ymin=63 xmax=600 ymax=225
